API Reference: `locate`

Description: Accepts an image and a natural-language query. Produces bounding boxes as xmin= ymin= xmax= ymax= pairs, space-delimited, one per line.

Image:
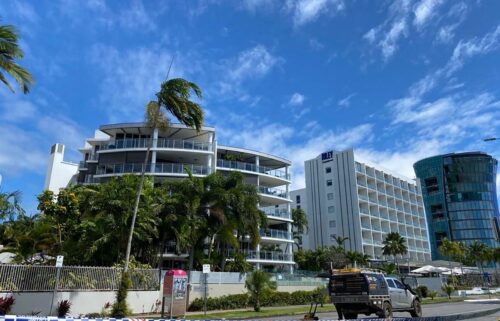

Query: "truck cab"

xmin=328 ymin=269 xmax=421 ymax=319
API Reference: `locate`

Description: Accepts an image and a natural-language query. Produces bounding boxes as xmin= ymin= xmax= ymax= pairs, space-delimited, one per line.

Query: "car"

xmin=328 ymin=269 xmax=422 ymax=319
xmin=464 ymin=287 xmax=497 ymax=295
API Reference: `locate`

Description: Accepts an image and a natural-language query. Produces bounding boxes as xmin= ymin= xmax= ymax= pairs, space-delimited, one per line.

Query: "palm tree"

xmin=292 ymin=208 xmax=308 ymax=249
xmin=0 ymin=190 xmax=25 ymax=220
xmin=382 ymin=232 xmax=407 ymax=273
xmin=0 ymin=23 xmax=34 ymax=93
xmin=345 ymin=251 xmax=370 ymax=268
xmin=331 ymin=234 xmax=349 ymax=251
xmin=468 ymin=241 xmax=489 ymax=274
xmin=245 ymin=270 xmax=277 ymax=312
xmin=124 ymin=78 xmax=203 ymax=272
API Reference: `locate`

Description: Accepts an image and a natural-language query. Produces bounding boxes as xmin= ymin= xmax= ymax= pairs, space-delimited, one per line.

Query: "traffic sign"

xmin=56 ymin=255 xmax=64 ymax=267
xmin=202 ymin=264 xmax=210 ymax=274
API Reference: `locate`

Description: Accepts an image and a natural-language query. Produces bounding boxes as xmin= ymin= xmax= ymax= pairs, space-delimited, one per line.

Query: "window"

xmin=329 ymin=220 xmax=336 ymax=228
xmin=435 ymin=232 xmax=447 ymax=247
xmin=424 ymin=177 xmax=439 ymax=194
xmin=296 ymin=195 xmax=301 ymax=204
xmin=328 ymin=206 xmax=335 ymax=213
xmin=325 ymin=167 xmax=332 ymax=173
xmin=394 ymin=280 xmax=406 ymax=289
xmin=386 ymin=279 xmax=396 ymax=288
xmin=327 ymin=179 xmax=333 ymax=186
xmin=296 ymin=205 xmax=301 ymax=209
xmin=327 ymin=193 xmax=334 ymax=200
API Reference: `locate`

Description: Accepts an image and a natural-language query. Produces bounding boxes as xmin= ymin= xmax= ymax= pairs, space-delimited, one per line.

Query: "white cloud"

xmin=309 ymin=38 xmax=325 ymax=51
xmin=228 ymin=45 xmax=280 ymax=82
xmin=286 ymin=0 xmax=345 ymax=26
xmin=338 ymin=93 xmax=356 ymax=107
xmin=436 ymin=25 xmax=457 ymax=44
xmin=89 ymin=44 xmax=187 ymax=121
xmin=413 ymin=0 xmax=445 ymax=29
xmin=288 ymin=93 xmax=305 ymax=106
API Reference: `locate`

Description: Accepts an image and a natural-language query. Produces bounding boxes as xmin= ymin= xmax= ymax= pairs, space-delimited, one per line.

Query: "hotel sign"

xmin=322 ymin=151 xmax=334 ymax=161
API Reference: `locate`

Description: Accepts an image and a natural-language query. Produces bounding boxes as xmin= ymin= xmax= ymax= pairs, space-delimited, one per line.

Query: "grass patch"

xmin=186 ymin=305 xmax=336 ymax=320
xmin=422 ymin=296 xmax=465 ymax=304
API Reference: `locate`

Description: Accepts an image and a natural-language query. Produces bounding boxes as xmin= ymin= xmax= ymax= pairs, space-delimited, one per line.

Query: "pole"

xmin=49 ymin=267 xmax=61 ymax=316
xmin=204 ymin=272 xmax=208 ymax=316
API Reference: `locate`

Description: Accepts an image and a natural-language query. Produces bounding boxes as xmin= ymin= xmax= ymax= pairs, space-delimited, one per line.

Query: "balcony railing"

xmin=78 ymin=161 xmax=87 ymax=169
xmin=96 ymin=162 xmax=211 ymax=176
xmin=260 ymin=208 xmax=291 ymax=219
xmin=226 ymin=250 xmax=293 ymax=262
xmin=259 ymin=228 xmax=292 ymax=240
xmin=217 ymin=159 xmax=290 ymax=180
xmin=258 ymin=186 xmax=288 ymax=199
xmin=83 ymin=175 xmax=100 ymax=184
xmin=98 ymin=138 xmax=212 ymax=151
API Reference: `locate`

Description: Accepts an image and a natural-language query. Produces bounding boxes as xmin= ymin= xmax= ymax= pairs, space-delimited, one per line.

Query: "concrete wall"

xmin=7 ymin=291 xmax=161 ymax=316
xmin=44 ymin=144 xmax=78 ymax=193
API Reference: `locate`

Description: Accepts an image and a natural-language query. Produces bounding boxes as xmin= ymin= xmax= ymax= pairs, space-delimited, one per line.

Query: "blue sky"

xmin=0 ymin=0 xmax=499 ymax=213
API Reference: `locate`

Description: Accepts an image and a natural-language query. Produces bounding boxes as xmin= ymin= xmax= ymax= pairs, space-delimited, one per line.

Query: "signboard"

xmin=173 ymin=277 xmax=187 ymax=300
xmin=202 ymin=264 xmax=210 ymax=274
xmin=55 ymin=256 xmax=64 ymax=268
xmin=321 ymin=150 xmax=333 ymax=162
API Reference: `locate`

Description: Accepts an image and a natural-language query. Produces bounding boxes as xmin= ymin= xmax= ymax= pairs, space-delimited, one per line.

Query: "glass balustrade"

xmin=226 ymin=250 xmax=293 ymax=262
xmin=260 ymin=208 xmax=291 ymax=219
xmin=83 ymin=175 xmax=99 ymax=184
xmin=78 ymin=161 xmax=87 ymax=169
xmin=259 ymin=228 xmax=292 ymax=240
xmin=358 ymin=194 xmax=369 ymax=201
xmin=98 ymin=138 xmax=212 ymax=151
xmin=96 ymin=163 xmax=211 ymax=175
xmin=217 ymin=159 xmax=290 ymax=180
xmin=258 ymin=186 xmax=288 ymax=198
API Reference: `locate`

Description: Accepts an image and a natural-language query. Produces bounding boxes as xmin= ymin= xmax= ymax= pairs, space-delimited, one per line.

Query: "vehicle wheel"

xmin=410 ymin=299 xmax=422 ymax=317
xmin=343 ymin=312 xmax=358 ymax=319
xmin=380 ymin=301 xmax=392 ymax=318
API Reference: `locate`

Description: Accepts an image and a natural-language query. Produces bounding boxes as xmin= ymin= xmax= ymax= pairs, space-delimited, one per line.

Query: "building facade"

xmin=296 ymin=149 xmax=431 ymax=262
xmin=414 ymin=152 xmax=500 ymax=260
xmin=45 ymin=122 xmax=294 ymax=271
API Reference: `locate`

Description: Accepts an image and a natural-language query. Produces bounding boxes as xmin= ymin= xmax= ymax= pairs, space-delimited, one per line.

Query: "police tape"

xmin=0 ymin=316 xmax=457 ymax=321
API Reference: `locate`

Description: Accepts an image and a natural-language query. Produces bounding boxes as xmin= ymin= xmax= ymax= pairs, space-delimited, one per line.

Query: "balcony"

xmin=260 ymin=228 xmax=292 ymax=240
xmin=258 ymin=186 xmax=288 ymax=199
xmin=228 ymin=250 xmax=293 ymax=262
xmin=98 ymin=138 xmax=212 ymax=152
xmin=217 ymin=159 xmax=290 ymax=180
xmin=96 ymin=162 xmax=211 ymax=176
xmin=82 ymin=175 xmax=99 ymax=184
xmin=78 ymin=161 xmax=88 ymax=170
xmin=358 ymin=194 xmax=369 ymax=202
xmin=261 ymin=208 xmax=291 ymax=220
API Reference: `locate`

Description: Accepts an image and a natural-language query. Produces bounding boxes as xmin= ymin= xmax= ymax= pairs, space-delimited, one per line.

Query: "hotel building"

xmin=294 ymin=148 xmax=432 ymax=262
xmin=45 ymin=122 xmax=294 ymax=271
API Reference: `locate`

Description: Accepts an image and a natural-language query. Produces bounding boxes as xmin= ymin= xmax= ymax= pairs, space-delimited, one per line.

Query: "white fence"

xmin=0 ymin=265 xmax=160 ymax=291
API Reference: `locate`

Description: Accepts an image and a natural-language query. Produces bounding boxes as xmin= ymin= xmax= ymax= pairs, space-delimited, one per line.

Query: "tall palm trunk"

xmin=124 ymin=134 xmax=154 ymax=272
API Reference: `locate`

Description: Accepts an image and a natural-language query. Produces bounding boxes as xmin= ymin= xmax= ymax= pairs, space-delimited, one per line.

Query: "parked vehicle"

xmin=327 ymin=269 xmax=422 ymax=319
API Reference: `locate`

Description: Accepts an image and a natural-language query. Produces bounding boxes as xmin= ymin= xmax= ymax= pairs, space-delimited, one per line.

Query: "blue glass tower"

xmin=414 ymin=152 xmax=499 ymax=260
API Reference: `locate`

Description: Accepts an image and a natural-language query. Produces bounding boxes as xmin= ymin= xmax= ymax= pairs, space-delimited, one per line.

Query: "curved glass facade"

xmin=414 ymin=152 xmax=499 ymax=260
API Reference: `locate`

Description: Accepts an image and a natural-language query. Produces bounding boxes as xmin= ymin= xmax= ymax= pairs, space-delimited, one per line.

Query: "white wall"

xmin=8 ymin=290 xmax=161 ymax=316
xmin=44 ymin=144 xmax=78 ymax=193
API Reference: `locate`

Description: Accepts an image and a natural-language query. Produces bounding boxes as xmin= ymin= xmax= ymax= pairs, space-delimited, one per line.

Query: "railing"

xmin=217 ymin=159 xmax=290 ymax=180
xmin=98 ymin=138 xmax=212 ymax=151
xmin=78 ymin=161 xmax=87 ymax=169
xmin=96 ymin=163 xmax=211 ymax=176
xmin=260 ymin=228 xmax=292 ymax=240
xmin=358 ymin=194 xmax=369 ymax=201
xmin=87 ymin=153 xmax=98 ymax=161
xmin=0 ymin=265 xmax=159 ymax=291
xmin=361 ymin=223 xmax=371 ymax=229
xmin=258 ymin=186 xmax=288 ymax=199
xmin=357 ymin=180 xmax=367 ymax=187
xmin=83 ymin=175 xmax=99 ymax=184
xmin=227 ymin=250 xmax=293 ymax=262
xmin=260 ymin=207 xmax=291 ymax=219
xmin=157 ymin=138 xmax=212 ymax=151
xmin=359 ymin=208 xmax=370 ymax=214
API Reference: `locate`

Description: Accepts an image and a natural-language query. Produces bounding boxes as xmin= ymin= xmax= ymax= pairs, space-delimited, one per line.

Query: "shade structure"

xmin=442 ymin=267 xmax=479 ymax=275
xmin=411 ymin=265 xmax=451 ymax=274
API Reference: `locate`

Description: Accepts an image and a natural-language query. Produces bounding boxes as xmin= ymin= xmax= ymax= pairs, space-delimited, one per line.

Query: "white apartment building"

xmin=295 ymin=148 xmax=432 ymax=262
xmin=45 ymin=122 xmax=294 ymax=271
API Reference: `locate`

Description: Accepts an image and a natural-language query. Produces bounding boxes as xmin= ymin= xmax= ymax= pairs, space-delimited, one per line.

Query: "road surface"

xmin=259 ymin=301 xmax=500 ymax=320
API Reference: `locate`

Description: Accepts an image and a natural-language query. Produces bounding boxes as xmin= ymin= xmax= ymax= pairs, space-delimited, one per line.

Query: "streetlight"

xmin=484 ymin=137 xmax=498 ymax=142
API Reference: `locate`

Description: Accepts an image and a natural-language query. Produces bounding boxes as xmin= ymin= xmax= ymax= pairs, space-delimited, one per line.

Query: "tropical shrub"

xmin=188 ymin=287 xmax=329 ymax=311
xmin=57 ymin=300 xmax=71 ymax=317
xmin=415 ymin=285 xmax=428 ymax=298
xmin=245 ymin=270 xmax=277 ymax=311
xmin=428 ymin=290 xmax=438 ymax=300
xmin=0 ymin=296 xmax=15 ymax=315
xmin=441 ymin=284 xmax=455 ymax=300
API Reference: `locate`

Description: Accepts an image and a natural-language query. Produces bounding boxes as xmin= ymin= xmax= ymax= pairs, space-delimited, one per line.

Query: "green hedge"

xmin=188 ymin=287 xmax=329 ymax=312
